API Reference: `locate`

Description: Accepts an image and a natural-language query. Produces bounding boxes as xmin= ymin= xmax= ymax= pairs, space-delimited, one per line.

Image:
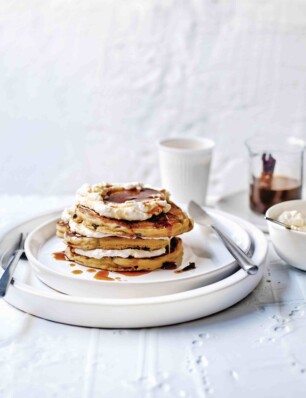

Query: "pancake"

xmin=65 ymin=237 xmax=183 ymax=271
xmin=75 ymin=201 xmax=193 ymax=238
xmin=59 ymin=223 xmax=170 ymax=251
xmin=56 ymin=184 xmax=193 ymax=273
xmin=56 ymin=220 xmax=67 ymax=239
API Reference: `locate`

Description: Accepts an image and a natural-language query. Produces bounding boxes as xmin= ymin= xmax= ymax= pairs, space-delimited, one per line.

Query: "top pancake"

xmin=74 ymin=201 xmax=193 ymax=238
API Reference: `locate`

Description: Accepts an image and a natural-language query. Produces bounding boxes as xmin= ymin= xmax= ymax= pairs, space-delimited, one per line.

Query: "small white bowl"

xmin=266 ymin=200 xmax=306 ymax=271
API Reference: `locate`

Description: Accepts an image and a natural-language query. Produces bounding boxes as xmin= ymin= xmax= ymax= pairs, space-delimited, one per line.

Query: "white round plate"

xmin=0 ymin=208 xmax=267 ymax=328
xmin=24 ymin=208 xmax=251 ymax=298
xmin=215 ymin=190 xmax=268 ymax=232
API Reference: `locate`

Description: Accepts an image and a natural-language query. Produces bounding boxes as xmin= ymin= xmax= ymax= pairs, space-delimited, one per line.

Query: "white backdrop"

xmin=1 ymin=0 xmax=306 ymax=196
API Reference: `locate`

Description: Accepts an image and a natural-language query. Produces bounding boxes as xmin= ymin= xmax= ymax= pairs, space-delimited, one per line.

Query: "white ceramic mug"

xmin=158 ymin=137 xmax=215 ymax=205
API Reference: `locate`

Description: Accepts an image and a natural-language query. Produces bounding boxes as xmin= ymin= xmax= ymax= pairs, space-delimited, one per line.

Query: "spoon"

xmin=265 ymin=216 xmax=300 ymax=231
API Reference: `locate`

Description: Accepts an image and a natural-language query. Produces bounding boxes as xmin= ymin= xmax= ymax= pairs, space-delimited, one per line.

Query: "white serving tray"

xmin=24 ymin=208 xmax=250 ymax=298
xmin=0 ymin=208 xmax=267 ymax=328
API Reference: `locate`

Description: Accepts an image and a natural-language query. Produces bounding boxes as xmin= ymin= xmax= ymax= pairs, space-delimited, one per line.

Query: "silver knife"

xmin=188 ymin=201 xmax=258 ymax=275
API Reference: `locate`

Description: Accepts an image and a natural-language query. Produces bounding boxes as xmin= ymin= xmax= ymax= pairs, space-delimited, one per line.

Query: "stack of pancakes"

xmin=56 ymin=183 xmax=193 ymax=272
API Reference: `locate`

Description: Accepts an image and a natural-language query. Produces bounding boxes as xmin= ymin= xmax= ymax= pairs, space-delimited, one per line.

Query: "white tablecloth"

xmin=1 ymin=195 xmax=306 ymax=398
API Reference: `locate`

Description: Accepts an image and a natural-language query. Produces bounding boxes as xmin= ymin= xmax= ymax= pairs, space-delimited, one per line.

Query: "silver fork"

xmin=188 ymin=201 xmax=258 ymax=275
xmin=0 ymin=233 xmax=28 ymax=297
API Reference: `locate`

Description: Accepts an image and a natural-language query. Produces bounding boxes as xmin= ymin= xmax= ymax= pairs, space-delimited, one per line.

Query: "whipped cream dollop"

xmin=69 ymin=219 xmax=113 ymax=238
xmin=61 ymin=207 xmax=110 ymax=237
xmin=61 ymin=207 xmax=74 ymax=223
xmin=74 ymin=247 xmax=166 ymax=259
xmin=75 ymin=182 xmax=171 ymax=221
xmin=278 ymin=210 xmax=306 ymax=231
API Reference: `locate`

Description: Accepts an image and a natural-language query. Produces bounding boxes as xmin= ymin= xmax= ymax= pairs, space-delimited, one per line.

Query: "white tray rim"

xmin=0 ymin=207 xmax=267 ymax=307
xmin=24 ymin=210 xmax=250 ymax=289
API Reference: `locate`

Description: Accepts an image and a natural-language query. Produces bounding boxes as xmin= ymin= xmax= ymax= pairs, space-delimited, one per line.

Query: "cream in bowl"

xmin=266 ymin=200 xmax=306 ymax=271
xmin=278 ymin=210 xmax=306 ymax=231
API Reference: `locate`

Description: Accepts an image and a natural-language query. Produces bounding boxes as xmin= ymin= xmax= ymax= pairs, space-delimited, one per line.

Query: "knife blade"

xmin=188 ymin=200 xmax=258 ymax=275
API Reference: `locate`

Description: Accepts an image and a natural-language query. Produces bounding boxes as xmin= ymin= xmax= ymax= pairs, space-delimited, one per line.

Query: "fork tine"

xmin=20 ymin=233 xmax=28 ymax=259
xmin=16 ymin=233 xmax=23 ymax=250
xmin=21 ymin=233 xmax=28 ymax=249
xmin=0 ymin=232 xmax=29 ymax=297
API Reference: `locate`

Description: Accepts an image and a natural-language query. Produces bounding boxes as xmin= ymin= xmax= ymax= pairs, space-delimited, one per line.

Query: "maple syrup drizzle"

xmin=106 ymin=188 xmax=160 ymax=204
xmin=86 ymin=269 xmax=96 ymax=273
xmin=94 ymin=270 xmax=114 ymax=281
xmin=52 ymin=251 xmax=67 ymax=261
xmin=69 ymin=263 xmax=76 ymax=267
xmin=72 ymin=270 xmax=83 ymax=275
xmin=116 ymin=271 xmax=151 ymax=277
